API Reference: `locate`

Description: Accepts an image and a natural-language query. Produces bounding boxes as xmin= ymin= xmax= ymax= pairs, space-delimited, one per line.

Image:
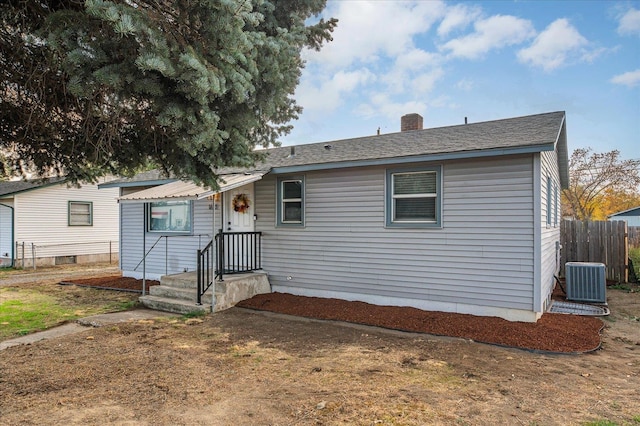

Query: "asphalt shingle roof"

xmin=0 ymin=177 xmax=67 ymax=197
xmin=98 ymin=169 xmax=175 ymax=188
xmin=250 ymin=111 xmax=566 ymax=171
xmin=101 ymin=111 xmax=567 ymax=187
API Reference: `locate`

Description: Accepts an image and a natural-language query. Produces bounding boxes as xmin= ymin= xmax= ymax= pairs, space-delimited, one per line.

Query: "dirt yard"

xmin=0 ymin=276 xmax=639 ymax=425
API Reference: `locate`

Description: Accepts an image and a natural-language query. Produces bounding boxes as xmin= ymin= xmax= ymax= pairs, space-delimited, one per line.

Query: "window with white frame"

xmin=147 ymin=201 xmax=192 ymax=233
xmin=546 ymin=176 xmax=552 ymax=226
xmin=277 ymin=177 xmax=304 ymax=226
xmin=386 ymin=166 xmax=442 ymax=227
xmin=68 ymin=201 xmax=93 ymax=226
xmin=553 ymin=183 xmax=558 ymax=226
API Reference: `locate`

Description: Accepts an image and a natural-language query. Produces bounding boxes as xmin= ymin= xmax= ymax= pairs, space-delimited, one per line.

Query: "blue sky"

xmin=281 ymin=0 xmax=640 ymax=161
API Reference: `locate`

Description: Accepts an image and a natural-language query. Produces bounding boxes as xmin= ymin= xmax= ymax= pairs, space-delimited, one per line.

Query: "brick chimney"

xmin=401 ymin=113 xmax=423 ymax=131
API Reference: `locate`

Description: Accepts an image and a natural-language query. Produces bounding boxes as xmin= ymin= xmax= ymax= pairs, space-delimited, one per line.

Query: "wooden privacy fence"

xmin=560 ymin=220 xmax=628 ymax=283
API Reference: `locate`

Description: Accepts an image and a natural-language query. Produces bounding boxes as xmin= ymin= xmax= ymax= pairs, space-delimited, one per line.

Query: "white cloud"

xmin=296 ymin=69 xmax=375 ymax=114
xmin=455 ymin=78 xmax=474 ymax=91
xmin=303 ymin=1 xmax=446 ymax=70
xmin=382 ymin=48 xmax=443 ymax=93
xmin=610 ymin=69 xmax=640 ymax=87
xmin=439 ymin=15 xmax=536 ymax=59
xmin=437 ymin=4 xmax=482 ymax=37
xmin=517 ymin=19 xmax=588 ymax=71
xmin=617 ymin=8 xmax=640 ymax=36
xmin=394 ymin=48 xmax=442 ymax=72
xmin=580 ymin=46 xmax=615 ymax=63
xmin=356 ymin=93 xmax=427 ymax=121
xmin=411 ymin=68 xmax=446 ymax=93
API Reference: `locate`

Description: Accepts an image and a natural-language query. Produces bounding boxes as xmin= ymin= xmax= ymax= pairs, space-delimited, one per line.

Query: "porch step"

xmin=149 ymin=285 xmax=213 ymax=305
xmin=138 ymin=295 xmax=209 ymax=315
xmin=159 ymin=273 xmax=200 ymax=289
xmin=139 ymin=271 xmax=271 ymax=314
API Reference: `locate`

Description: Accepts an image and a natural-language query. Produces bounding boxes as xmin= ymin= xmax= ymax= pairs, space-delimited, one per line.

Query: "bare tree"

xmin=563 ymin=148 xmax=640 ymax=220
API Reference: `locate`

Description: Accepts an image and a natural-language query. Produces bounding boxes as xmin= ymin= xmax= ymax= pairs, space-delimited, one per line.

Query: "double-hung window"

xmin=546 ymin=176 xmax=552 ymax=226
xmin=68 ymin=201 xmax=93 ymax=226
xmin=553 ymin=183 xmax=558 ymax=227
xmin=386 ymin=166 xmax=442 ymax=227
xmin=277 ymin=177 xmax=304 ymax=226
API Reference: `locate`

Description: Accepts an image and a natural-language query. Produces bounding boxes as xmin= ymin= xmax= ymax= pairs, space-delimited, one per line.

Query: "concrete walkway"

xmin=1 ymin=264 xmax=177 ymax=351
xmin=0 ymin=309 xmax=177 ymax=351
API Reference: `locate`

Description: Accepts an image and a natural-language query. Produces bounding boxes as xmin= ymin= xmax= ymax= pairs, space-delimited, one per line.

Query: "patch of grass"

xmin=583 ymin=420 xmax=640 ymax=426
xmin=115 ymin=300 xmax=139 ymax=310
xmin=0 ymin=285 xmax=139 ymax=340
xmin=610 ymin=284 xmax=632 ymax=291
xmin=0 ymin=266 xmax=19 ymax=279
xmin=630 ymin=247 xmax=640 ymax=279
xmin=0 ymin=290 xmax=74 ymax=339
xmin=181 ymin=310 xmax=207 ymax=319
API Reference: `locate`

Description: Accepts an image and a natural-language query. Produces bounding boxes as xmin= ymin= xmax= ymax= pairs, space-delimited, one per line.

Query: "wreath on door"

xmin=232 ymin=193 xmax=250 ymax=213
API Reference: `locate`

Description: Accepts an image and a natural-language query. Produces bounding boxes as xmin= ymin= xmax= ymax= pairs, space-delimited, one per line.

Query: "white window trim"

xmin=386 ymin=166 xmax=442 ymax=228
xmin=546 ymin=176 xmax=552 ymax=227
xmin=277 ymin=176 xmax=305 ymax=227
xmin=553 ymin=183 xmax=558 ymax=227
xmin=68 ymin=201 xmax=93 ymax=226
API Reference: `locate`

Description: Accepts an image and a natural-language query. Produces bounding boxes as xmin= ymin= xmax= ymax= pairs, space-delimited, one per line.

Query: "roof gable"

xmin=98 ymin=169 xmax=175 ymax=189
xmin=609 ymin=206 xmax=640 ymax=218
xmin=0 ymin=177 xmax=67 ymax=198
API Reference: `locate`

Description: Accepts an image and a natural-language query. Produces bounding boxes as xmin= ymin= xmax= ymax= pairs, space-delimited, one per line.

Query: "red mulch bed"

xmin=61 ymin=275 xmax=604 ymax=353
xmin=236 ymin=293 xmax=604 ymax=354
xmin=60 ymin=275 xmax=159 ymax=293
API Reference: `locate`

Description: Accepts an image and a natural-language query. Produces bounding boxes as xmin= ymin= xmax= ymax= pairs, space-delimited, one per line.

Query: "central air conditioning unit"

xmin=565 ymin=262 xmax=606 ymax=304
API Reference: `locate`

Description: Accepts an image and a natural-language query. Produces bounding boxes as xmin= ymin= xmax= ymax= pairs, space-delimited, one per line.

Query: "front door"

xmin=222 ymin=183 xmax=255 ymax=273
xmin=224 ymin=183 xmax=255 ymax=233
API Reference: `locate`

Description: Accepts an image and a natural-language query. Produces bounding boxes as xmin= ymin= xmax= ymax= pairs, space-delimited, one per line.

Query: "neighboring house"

xmin=101 ymin=111 xmax=568 ymax=322
xmin=608 ymin=206 xmax=640 ymax=227
xmin=0 ymin=177 xmax=120 ymax=267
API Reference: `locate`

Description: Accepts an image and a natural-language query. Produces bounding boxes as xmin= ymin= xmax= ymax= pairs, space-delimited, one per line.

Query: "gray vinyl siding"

xmin=256 ymin=154 xmax=536 ymax=311
xmin=119 ymin=193 xmax=217 ymax=278
xmin=539 ymin=150 xmax=562 ymax=311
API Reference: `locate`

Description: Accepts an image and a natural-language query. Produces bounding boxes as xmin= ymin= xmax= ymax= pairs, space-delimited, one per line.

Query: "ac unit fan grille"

xmin=565 ymin=262 xmax=606 ymax=304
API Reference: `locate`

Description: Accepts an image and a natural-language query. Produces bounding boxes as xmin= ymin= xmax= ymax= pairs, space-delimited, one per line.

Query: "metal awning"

xmin=118 ymin=172 xmax=266 ymax=203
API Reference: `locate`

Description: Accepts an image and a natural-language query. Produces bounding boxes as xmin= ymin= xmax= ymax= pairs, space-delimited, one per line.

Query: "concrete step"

xmin=139 ymin=295 xmax=209 ymax=315
xmin=144 ymin=271 xmax=270 ymax=314
xmin=150 ymin=285 xmax=214 ymax=305
xmin=160 ymin=272 xmax=200 ymax=289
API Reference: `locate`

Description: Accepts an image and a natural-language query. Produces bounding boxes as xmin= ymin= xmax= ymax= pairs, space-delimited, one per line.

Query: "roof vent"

xmin=287 ymin=146 xmax=295 ymax=158
xmin=401 ymin=113 xmax=423 ymax=131
xmin=324 ymin=144 xmax=332 ymax=150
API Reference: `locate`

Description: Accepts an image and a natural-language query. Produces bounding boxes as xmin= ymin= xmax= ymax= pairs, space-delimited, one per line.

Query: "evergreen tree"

xmin=0 ymin=0 xmax=337 ymax=187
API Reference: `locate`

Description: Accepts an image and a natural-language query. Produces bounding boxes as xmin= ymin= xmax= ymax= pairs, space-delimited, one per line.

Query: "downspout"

xmin=211 ymin=193 xmax=217 ymax=312
xmin=0 ymin=203 xmax=15 ymax=267
xmin=142 ymin=203 xmax=147 ymax=296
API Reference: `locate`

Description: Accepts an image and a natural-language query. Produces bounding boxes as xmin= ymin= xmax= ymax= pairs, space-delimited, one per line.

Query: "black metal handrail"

xmin=215 ymin=231 xmax=262 ymax=282
xmin=197 ymin=238 xmax=214 ymax=305
xmin=197 ymin=231 xmax=263 ymax=305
